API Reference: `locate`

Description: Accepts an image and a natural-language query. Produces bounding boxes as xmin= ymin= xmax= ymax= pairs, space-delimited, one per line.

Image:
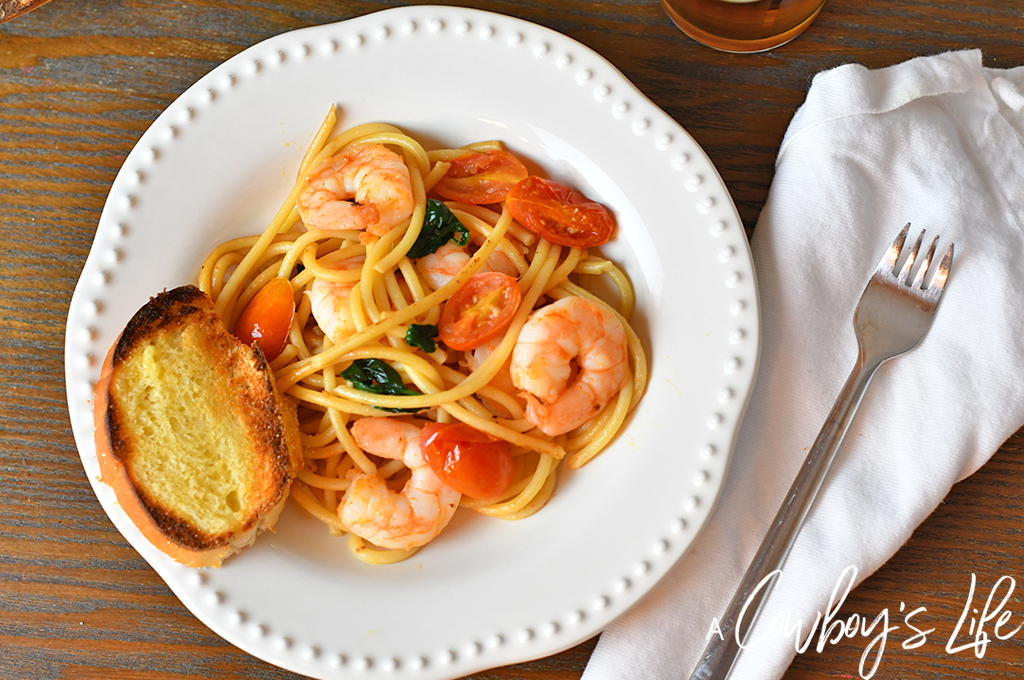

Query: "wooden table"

xmin=2 ymin=1 xmax=1022 ymax=678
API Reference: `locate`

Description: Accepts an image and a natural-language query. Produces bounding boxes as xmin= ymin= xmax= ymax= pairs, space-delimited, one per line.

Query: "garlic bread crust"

xmin=94 ymin=285 xmax=302 ymax=567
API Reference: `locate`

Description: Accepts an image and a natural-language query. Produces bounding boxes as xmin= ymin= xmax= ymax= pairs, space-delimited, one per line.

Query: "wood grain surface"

xmin=1 ymin=1 xmax=1022 ymax=679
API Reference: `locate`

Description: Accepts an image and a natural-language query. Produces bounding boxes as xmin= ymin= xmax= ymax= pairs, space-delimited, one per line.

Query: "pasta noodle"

xmin=197 ymin=106 xmax=649 ymax=564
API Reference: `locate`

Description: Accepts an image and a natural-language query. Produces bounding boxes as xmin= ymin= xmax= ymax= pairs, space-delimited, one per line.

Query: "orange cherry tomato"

xmin=433 ymin=150 xmax=529 ymax=205
xmin=421 ymin=422 xmax=514 ymax=501
xmin=505 ymin=175 xmax=615 ymax=248
xmin=438 ymin=272 xmax=521 ymax=351
xmin=234 ymin=277 xmax=295 ymax=362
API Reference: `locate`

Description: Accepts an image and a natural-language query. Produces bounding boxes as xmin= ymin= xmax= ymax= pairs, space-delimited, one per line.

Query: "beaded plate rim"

xmin=64 ymin=6 xmax=759 ymax=679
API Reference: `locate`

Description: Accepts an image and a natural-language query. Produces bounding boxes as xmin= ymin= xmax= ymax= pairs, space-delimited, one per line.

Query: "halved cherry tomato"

xmin=505 ymin=175 xmax=615 ymax=248
xmin=234 ymin=277 xmax=295 ymax=362
xmin=421 ymin=422 xmax=514 ymax=501
xmin=438 ymin=271 xmax=521 ymax=351
xmin=433 ymin=149 xmax=529 ymax=205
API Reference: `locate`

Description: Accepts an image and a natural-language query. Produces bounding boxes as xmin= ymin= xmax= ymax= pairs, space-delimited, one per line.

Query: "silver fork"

xmin=689 ymin=224 xmax=954 ymax=680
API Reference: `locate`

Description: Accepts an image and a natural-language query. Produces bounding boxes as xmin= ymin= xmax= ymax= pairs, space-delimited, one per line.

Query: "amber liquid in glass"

xmin=661 ymin=0 xmax=826 ymax=53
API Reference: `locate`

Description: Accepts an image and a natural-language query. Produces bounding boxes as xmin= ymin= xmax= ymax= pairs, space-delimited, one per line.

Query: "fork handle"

xmin=688 ymin=353 xmax=883 ymax=680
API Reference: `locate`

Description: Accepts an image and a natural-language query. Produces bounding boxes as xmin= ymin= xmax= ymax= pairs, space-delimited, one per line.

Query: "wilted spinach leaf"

xmin=341 ymin=359 xmax=422 ymax=413
xmin=405 ymin=324 xmax=439 ymax=353
xmin=407 ymin=199 xmax=470 ymax=258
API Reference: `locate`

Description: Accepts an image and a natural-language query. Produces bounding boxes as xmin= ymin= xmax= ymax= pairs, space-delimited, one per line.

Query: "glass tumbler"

xmin=661 ymin=0 xmax=826 ymax=53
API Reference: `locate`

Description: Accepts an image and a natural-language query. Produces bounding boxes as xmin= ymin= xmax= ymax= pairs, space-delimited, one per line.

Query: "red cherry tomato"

xmin=438 ymin=272 xmax=521 ymax=351
xmin=433 ymin=150 xmax=529 ymax=205
xmin=505 ymin=176 xmax=615 ymax=248
xmin=234 ymin=277 xmax=295 ymax=362
xmin=421 ymin=422 xmax=514 ymax=501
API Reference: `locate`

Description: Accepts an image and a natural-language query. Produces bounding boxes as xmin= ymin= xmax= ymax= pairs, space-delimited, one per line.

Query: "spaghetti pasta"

xmin=197 ymin=106 xmax=649 ymax=563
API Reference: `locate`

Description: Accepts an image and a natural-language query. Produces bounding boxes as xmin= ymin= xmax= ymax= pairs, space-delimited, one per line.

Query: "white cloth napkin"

xmin=584 ymin=49 xmax=1024 ymax=680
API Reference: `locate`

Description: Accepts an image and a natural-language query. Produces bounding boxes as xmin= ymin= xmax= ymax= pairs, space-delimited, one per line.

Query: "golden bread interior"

xmin=100 ymin=285 xmax=302 ymax=563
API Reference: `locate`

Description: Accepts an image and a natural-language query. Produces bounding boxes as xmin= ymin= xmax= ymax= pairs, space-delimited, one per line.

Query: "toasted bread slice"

xmin=93 ymin=285 xmax=303 ymax=567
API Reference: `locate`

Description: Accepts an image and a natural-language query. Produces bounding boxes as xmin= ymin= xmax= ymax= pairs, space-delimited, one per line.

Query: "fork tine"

xmin=879 ymin=223 xmax=910 ymax=274
xmin=911 ymin=235 xmax=940 ymax=289
xmin=930 ymin=242 xmax=955 ymax=292
xmin=897 ymin=229 xmax=926 ymax=285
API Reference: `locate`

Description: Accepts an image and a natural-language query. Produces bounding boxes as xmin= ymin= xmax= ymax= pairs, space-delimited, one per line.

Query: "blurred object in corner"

xmin=661 ymin=0 xmax=825 ymax=53
xmin=1 ymin=0 xmax=53 ymax=23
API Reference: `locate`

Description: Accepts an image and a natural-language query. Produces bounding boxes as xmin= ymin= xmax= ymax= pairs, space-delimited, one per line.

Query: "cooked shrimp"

xmin=510 ymin=297 xmax=628 ymax=436
xmin=415 ymin=241 xmax=519 ymax=291
xmin=468 ymin=335 xmax=518 ymax=395
xmin=298 ymin=144 xmax=414 ymax=240
xmin=465 ymin=335 xmax=522 ymax=418
xmin=307 ymin=259 xmax=363 ymax=344
xmin=340 ymin=418 xmax=460 ymax=550
xmin=308 ymin=278 xmax=357 ymax=344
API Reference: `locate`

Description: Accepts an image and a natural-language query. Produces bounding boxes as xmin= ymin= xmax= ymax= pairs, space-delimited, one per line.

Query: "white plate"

xmin=65 ymin=6 xmax=758 ymax=679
